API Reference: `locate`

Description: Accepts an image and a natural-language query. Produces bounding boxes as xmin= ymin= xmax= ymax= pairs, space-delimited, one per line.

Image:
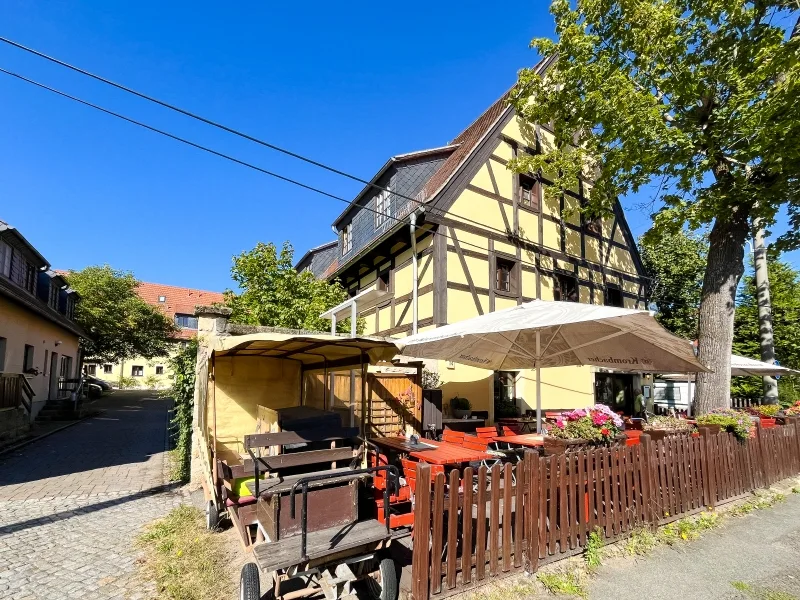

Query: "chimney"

xmin=194 ymin=305 xmax=232 ymax=337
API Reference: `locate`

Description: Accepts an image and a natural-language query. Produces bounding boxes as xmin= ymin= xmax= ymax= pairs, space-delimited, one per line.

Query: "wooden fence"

xmin=411 ymin=419 xmax=800 ymax=600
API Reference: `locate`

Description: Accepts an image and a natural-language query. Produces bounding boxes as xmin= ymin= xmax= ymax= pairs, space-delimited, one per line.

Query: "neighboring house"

xmin=83 ymin=282 xmax=225 ymax=388
xmin=0 ymin=219 xmax=85 ymax=429
xmin=294 ymin=241 xmax=338 ymax=278
xmin=303 ymin=58 xmax=651 ymax=420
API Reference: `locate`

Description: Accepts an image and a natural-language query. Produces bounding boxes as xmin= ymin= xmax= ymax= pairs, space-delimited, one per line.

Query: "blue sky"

xmin=1 ymin=1 xmax=796 ymax=292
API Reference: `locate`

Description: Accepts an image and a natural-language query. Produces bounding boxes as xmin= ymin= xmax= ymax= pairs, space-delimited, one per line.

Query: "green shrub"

xmin=450 ymin=396 xmax=471 ymax=411
xmin=163 ymin=338 xmax=198 ymax=482
xmin=494 ymin=396 xmax=519 ymax=418
xmin=696 ymin=409 xmax=753 ymax=442
xmin=118 ymin=375 xmax=138 ymax=389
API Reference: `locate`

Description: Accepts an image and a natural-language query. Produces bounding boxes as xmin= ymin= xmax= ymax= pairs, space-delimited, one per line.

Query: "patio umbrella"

xmin=730 ymin=354 xmax=800 ymax=377
xmin=396 ymin=299 xmax=709 ymax=431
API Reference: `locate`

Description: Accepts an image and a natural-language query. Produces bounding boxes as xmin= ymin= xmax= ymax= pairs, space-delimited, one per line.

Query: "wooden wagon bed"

xmin=252 ymin=519 xmax=389 ymax=573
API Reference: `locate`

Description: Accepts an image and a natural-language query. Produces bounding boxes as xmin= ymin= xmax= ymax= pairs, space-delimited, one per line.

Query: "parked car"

xmin=83 ymin=375 xmax=112 ymax=398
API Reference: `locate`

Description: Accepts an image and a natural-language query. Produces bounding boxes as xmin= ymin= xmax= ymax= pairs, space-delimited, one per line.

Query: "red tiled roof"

xmin=135 ymin=281 xmax=225 ymax=317
xmin=56 ymin=271 xmax=225 ymax=339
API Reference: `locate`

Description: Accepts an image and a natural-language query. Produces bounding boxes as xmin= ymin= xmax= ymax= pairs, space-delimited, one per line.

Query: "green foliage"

xmin=639 ymin=231 xmax=707 ymax=339
xmin=143 ymin=374 xmax=161 ymax=389
xmin=537 ymin=569 xmax=587 ymax=598
xmin=137 ymin=505 xmax=231 ymax=600
xmin=624 ymin=527 xmax=659 ymax=556
xmin=696 ymin=410 xmax=753 ymax=442
xmin=753 ymin=404 xmax=781 ymax=417
xmin=584 ymin=527 xmax=604 ymax=572
xmin=65 ymin=265 xmax=176 ymax=363
xmin=421 ymin=368 xmax=441 ymax=390
xmin=644 ymin=415 xmax=694 ymax=432
xmin=450 ymin=396 xmax=471 ymax=411
xmin=118 ymin=375 xmax=138 ymax=389
xmin=510 ymin=0 xmax=800 ymax=411
xmin=164 ymin=339 xmax=198 ymax=483
xmin=729 ymin=490 xmax=785 ymax=516
xmin=510 ymin=1 xmax=800 ymax=238
xmin=494 ymin=397 xmax=520 ymax=419
xmin=225 ymin=241 xmax=356 ymax=333
xmin=732 ymin=254 xmax=800 ymax=400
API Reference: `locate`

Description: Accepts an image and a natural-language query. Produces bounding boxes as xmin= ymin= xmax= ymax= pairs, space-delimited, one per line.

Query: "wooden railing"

xmin=411 ymin=418 xmax=800 ymax=600
xmin=0 ymin=372 xmax=34 ymax=414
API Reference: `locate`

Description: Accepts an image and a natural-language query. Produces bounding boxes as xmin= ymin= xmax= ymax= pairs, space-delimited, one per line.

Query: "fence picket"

xmin=577 ymin=451 xmax=587 ymax=545
xmin=461 ymin=467 xmax=474 ymax=585
xmin=475 ymin=466 xmax=487 ymax=581
xmin=514 ymin=458 xmax=524 ymax=569
xmin=431 ymin=472 xmax=445 ymax=594
xmin=446 ymin=469 xmax=459 ymax=589
xmin=489 ymin=464 xmax=501 ymax=577
xmin=411 ymin=463 xmax=431 ymax=600
xmin=502 ymin=463 xmax=512 ymax=572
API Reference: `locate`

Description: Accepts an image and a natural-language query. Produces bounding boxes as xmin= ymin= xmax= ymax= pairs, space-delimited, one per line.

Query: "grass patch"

xmin=584 ymin=527 xmax=604 ymax=572
xmin=730 ymin=581 xmax=799 ymax=600
xmin=166 ymin=448 xmax=186 ymax=483
xmin=464 ymin=579 xmax=538 ymax=600
xmin=730 ymin=491 xmax=785 ymax=517
xmin=791 ymin=487 xmax=800 ymax=494
xmin=623 ymin=527 xmax=659 ymax=556
xmin=537 ymin=568 xmax=587 ymax=599
xmin=137 ymin=505 xmax=231 ymax=600
xmin=658 ymin=511 xmax=720 ymax=545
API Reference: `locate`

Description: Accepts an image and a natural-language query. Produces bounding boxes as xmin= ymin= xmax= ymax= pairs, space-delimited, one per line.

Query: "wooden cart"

xmin=193 ymin=331 xmax=404 ymax=599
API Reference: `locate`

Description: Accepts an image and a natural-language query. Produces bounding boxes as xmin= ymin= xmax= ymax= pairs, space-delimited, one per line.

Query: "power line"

xmin=0 ymin=65 xmax=529 ymax=269
xmin=0 ymin=35 xmax=525 ymax=243
xmin=0 ymin=35 xmax=428 ymax=213
xmin=0 ymin=65 xmax=643 ymax=288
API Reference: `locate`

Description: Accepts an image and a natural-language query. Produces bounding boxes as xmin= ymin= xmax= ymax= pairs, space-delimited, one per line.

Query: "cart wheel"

xmin=205 ymin=500 xmax=219 ymax=531
xmin=362 ymin=555 xmax=398 ymax=600
xmin=239 ymin=563 xmax=260 ymax=600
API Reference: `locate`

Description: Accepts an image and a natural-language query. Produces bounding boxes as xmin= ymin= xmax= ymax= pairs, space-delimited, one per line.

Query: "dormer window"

xmin=158 ymin=295 xmax=166 ymax=302
xmin=48 ymin=281 xmax=59 ymax=309
xmin=65 ymin=296 xmax=76 ymax=319
xmin=175 ymin=313 xmax=199 ymax=329
xmin=0 ymin=241 xmax=11 ymax=278
xmin=375 ymin=189 xmax=391 ymax=228
xmin=341 ymin=223 xmax=353 ymax=255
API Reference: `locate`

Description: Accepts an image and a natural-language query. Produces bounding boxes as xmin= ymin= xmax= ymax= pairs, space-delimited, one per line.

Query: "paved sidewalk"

xmin=587 ymin=492 xmax=800 ymax=599
xmin=0 ymin=391 xmax=185 ymax=600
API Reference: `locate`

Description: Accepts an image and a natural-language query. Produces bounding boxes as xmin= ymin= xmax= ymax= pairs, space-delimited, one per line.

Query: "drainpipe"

xmin=410 ymin=208 xmax=424 ymax=335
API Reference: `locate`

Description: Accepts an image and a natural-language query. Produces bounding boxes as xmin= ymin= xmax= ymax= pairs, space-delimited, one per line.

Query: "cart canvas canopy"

xmin=203 ymin=332 xmax=399 ymax=462
xmin=396 ymin=300 xmax=709 ymax=430
xmin=211 ymin=332 xmax=399 ymax=368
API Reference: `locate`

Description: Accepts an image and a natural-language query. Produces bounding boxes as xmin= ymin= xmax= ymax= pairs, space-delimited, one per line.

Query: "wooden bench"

xmin=243 ymin=426 xmax=364 ymax=543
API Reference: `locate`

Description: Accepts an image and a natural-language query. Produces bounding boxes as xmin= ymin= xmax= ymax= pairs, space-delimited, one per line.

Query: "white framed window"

xmin=155 ymin=365 xmax=164 ymax=375
xmin=375 ymin=189 xmax=391 ymax=228
xmin=86 ymin=364 xmax=97 ymax=376
xmin=103 ymin=364 xmax=113 ymax=374
xmin=341 ymin=223 xmax=353 ymax=255
xmin=0 ymin=241 xmax=11 ymax=278
xmin=132 ymin=365 xmax=144 ymax=377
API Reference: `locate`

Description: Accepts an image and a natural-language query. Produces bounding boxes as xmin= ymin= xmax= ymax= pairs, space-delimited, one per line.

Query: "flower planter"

xmin=759 ymin=416 xmax=777 ymax=429
xmin=542 ymin=434 xmax=625 ymax=455
xmin=452 ymin=409 xmax=472 ymax=420
xmin=698 ymin=423 xmax=722 ymax=434
xmin=645 ymin=429 xmax=692 ymax=442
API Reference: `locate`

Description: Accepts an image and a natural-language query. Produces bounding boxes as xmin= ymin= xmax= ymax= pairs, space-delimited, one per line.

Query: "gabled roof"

xmin=331 ymin=145 xmax=457 ymax=227
xmin=0 ymin=219 xmax=51 ymax=268
xmin=136 ymin=281 xmax=226 ymax=340
xmin=294 ymin=240 xmax=337 ymax=271
xmin=417 ymin=55 xmax=555 ymax=205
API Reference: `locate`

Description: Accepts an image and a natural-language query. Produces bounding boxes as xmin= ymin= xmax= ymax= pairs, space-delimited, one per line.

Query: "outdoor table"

xmin=409 ymin=438 xmax=495 ymax=466
xmin=495 ymin=417 xmax=537 ymax=433
xmin=368 ymin=436 xmax=438 ymax=455
xmin=492 ymin=434 xmax=544 ymax=448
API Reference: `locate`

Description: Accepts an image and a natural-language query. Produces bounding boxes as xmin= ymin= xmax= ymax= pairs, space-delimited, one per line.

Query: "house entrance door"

xmin=48 ymin=352 xmax=59 ymax=400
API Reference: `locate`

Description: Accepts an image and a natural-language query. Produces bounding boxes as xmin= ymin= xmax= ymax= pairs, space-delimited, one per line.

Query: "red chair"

xmin=475 ymin=426 xmax=498 ymax=440
xmin=442 ymin=429 xmax=466 ymax=445
xmin=401 ymin=458 xmax=445 ymax=494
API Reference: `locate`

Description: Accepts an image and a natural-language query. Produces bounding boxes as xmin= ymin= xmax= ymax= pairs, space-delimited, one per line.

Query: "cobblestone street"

xmin=0 ymin=391 xmax=185 ymax=600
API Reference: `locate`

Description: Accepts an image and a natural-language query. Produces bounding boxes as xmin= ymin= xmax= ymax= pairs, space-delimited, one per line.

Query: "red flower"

xmin=601 ymin=427 xmax=610 ymax=436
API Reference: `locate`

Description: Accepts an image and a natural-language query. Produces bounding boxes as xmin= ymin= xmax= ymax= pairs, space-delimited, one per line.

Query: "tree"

xmin=65 ymin=266 xmax=176 ymax=363
xmin=225 ymin=241 xmax=355 ymax=333
xmin=640 ymin=230 xmax=707 ymax=339
xmin=510 ymin=1 xmax=800 ymax=413
xmin=732 ymin=251 xmax=800 ymax=403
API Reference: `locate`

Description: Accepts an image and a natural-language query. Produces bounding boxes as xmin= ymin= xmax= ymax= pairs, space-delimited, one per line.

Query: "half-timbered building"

xmin=301 ymin=58 xmax=651 ymax=421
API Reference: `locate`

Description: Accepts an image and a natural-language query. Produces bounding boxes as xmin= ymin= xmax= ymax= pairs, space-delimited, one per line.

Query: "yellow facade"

xmin=0 ymin=296 xmax=81 ymax=417
xmin=85 ymin=342 xmax=183 ymax=390
xmin=331 ymin=109 xmax=647 ymax=423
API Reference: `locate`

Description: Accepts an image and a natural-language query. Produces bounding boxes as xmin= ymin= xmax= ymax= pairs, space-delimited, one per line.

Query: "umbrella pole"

xmin=536 ymin=330 xmax=542 ymax=433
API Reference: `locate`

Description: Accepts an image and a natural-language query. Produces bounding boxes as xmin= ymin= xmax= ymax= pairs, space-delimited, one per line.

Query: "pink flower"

xmin=556 ymin=418 xmax=565 ymax=429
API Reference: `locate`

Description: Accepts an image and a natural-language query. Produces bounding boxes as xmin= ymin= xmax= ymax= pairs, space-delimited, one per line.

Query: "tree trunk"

xmin=693 ymin=211 xmax=750 ymax=415
xmin=753 ymin=222 xmax=779 ymax=403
